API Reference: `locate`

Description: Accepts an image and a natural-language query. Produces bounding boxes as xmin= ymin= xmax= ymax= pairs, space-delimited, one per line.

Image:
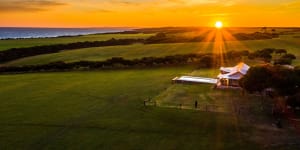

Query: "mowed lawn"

xmin=155 ymin=69 xmax=261 ymax=112
xmin=0 ymin=67 xmax=257 ymax=150
xmin=6 ymin=34 xmax=300 ymax=66
xmin=0 ymin=33 xmax=153 ymax=51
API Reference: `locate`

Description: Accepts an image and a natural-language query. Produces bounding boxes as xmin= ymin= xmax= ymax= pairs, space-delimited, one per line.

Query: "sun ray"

xmin=195 ymin=28 xmax=215 ymax=53
xmin=222 ymin=29 xmax=251 ymax=63
xmin=212 ymin=29 xmax=226 ymax=66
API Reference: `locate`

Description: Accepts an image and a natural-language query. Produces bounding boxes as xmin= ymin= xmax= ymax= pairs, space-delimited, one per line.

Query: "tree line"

xmin=0 ymin=51 xmax=250 ymax=73
xmin=144 ymin=32 xmax=279 ymax=44
xmin=0 ymin=48 xmax=297 ymax=73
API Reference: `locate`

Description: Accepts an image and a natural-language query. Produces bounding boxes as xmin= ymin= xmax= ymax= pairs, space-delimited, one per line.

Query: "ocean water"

xmin=0 ymin=27 xmax=131 ymax=39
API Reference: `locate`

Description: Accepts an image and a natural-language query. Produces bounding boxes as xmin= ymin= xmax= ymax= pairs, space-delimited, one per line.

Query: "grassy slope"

xmin=0 ymin=68 xmax=257 ymax=150
xmin=6 ymin=34 xmax=300 ymax=66
xmin=0 ymin=33 xmax=153 ymax=51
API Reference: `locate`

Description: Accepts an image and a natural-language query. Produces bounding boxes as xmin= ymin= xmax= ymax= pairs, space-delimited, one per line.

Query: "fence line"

xmin=143 ymin=98 xmax=273 ymax=116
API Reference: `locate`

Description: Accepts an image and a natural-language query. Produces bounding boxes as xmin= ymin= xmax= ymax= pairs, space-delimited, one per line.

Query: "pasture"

xmin=5 ymin=34 xmax=300 ymax=66
xmin=0 ymin=33 xmax=153 ymax=51
xmin=1 ymin=28 xmax=300 ymax=149
xmin=0 ymin=67 xmax=260 ymax=149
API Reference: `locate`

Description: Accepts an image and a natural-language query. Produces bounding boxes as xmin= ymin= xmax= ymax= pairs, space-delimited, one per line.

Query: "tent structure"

xmin=217 ymin=62 xmax=250 ymax=87
xmin=172 ymin=76 xmax=217 ymax=84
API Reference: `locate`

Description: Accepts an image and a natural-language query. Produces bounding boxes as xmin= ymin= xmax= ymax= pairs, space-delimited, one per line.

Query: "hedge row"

xmin=0 ymin=38 xmax=144 ymax=63
xmin=0 ymin=52 xmax=249 ymax=73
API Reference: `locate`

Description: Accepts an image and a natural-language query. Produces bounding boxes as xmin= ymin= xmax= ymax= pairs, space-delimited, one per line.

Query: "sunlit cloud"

xmin=0 ymin=0 xmax=299 ymax=27
xmin=0 ymin=0 xmax=66 ymax=12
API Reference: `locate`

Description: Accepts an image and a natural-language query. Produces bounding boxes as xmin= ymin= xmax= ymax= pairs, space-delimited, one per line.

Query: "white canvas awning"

xmin=173 ymin=76 xmax=217 ymax=84
xmin=217 ymin=72 xmax=243 ymax=80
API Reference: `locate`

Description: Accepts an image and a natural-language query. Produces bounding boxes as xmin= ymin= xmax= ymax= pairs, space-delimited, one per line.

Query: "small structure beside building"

xmin=217 ymin=62 xmax=250 ymax=88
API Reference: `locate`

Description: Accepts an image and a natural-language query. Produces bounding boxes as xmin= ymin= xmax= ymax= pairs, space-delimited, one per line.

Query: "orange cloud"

xmin=0 ymin=0 xmax=66 ymax=12
xmin=0 ymin=0 xmax=299 ymax=27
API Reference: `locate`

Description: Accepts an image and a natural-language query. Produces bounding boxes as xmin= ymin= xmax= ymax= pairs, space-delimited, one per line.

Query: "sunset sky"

xmin=0 ymin=0 xmax=300 ymax=27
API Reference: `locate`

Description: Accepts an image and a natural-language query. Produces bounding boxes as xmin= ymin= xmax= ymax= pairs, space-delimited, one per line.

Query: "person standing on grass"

xmin=276 ymin=118 xmax=282 ymax=128
xmin=195 ymin=100 xmax=198 ymax=109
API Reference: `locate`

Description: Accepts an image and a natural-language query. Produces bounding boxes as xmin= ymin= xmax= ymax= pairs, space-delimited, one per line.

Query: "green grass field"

xmin=0 ymin=67 xmax=259 ymax=149
xmin=1 ymin=30 xmax=300 ymax=149
xmin=5 ymin=34 xmax=300 ymax=66
xmin=0 ymin=33 xmax=153 ymax=51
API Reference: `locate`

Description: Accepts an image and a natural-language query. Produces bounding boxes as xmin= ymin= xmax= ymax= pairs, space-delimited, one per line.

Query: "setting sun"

xmin=215 ymin=21 xmax=223 ymax=29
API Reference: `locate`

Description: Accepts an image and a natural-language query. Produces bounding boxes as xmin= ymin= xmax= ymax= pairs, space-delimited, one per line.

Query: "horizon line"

xmin=1 ymin=26 xmax=300 ymax=29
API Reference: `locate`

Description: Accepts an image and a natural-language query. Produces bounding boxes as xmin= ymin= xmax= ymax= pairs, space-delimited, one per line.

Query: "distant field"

xmin=6 ymin=34 xmax=300 ymax=66
xmin=0 ymin=67 xmax=258 ymax=149
xmin=0 ymin=33 xmax=153 ymax=51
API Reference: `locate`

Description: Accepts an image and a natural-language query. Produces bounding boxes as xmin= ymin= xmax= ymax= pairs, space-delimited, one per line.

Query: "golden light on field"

xmin=215 ymin=21 xmax=223 ymax=29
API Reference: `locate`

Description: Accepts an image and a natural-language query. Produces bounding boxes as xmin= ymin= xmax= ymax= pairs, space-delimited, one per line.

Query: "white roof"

xmin=173 ymin=76 xmax=217 ymax=84
xmin=218 ymin=72 xmax=243 ymax=80
xmin=218 ymin=62 xmax=250 ymax=79
xmin=220 ymin=67 xmax=235 ymax=73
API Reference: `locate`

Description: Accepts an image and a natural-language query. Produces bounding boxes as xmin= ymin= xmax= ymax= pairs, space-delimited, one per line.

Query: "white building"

xmin=217 ymin=62 xmax=250 ymax=87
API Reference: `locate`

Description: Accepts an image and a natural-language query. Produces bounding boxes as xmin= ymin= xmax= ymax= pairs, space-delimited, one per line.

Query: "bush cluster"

xmin=240 ymin=65 xmax=300 ymax=96
xmin=247 ymin=48 xmax=296 ymax=64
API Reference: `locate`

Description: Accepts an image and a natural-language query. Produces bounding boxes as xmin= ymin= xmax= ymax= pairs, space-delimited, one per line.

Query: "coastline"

xmin=0 ymin=27 xmax=134 ymax=40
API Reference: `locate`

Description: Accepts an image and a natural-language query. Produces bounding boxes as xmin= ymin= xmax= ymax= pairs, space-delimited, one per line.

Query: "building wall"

xmin=229 ymin=79 xmax=240 ymax=87
xmin=219 ymin=78 xmax=240 ymax=87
